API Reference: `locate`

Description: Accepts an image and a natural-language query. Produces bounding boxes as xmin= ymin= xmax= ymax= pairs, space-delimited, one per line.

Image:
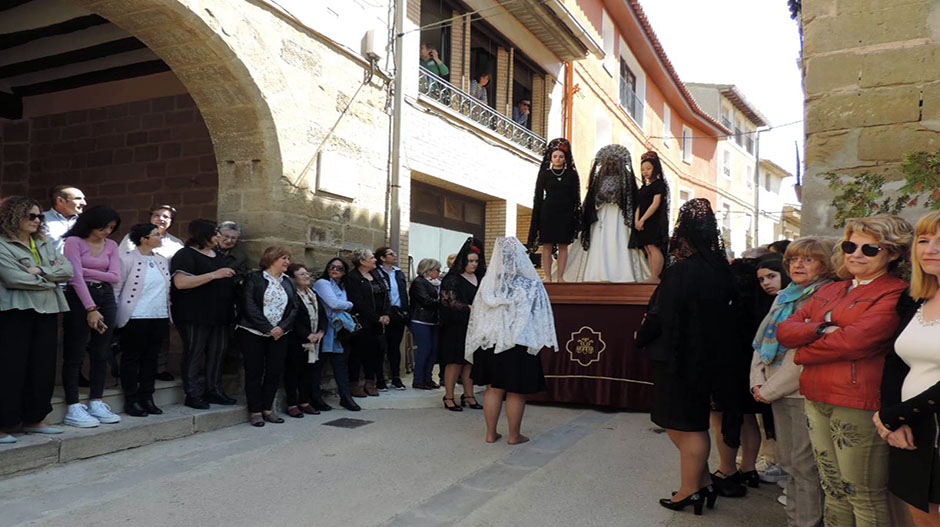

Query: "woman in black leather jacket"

xmin=344 ymin=248 xmax=390 ymax=397
xmin=236 ymin=246 xmax=297 ymax=427
xmin=410 ymin=258 xmax=442 ymax=389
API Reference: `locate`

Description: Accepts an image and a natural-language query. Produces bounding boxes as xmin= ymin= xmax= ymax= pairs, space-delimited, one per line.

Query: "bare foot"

xmin=507 ymin=434 xmax=529 ymax=445
xmin=486 ymin=433 xmax=503 ymax=443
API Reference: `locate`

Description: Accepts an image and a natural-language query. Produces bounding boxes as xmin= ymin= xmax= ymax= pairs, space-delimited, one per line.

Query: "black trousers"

xmin=119 ymin=318 xmax=168 ymax=402
xmin=177 ymin=323 xmax=229 ymax=399
xmin=63 ymin=284 xmax=117 ymax=404
xmin=240 ymin=329 xmax=288 ymax=413
xmin=381 ymin=320 xmax=406 ymax=381
xmin=0 ymin=309 xmax=57 ymax=427
xmin=348 ymin=327 xmax=384 ymax=383
xmin=283 ymin=341 xmax=315 ymax=407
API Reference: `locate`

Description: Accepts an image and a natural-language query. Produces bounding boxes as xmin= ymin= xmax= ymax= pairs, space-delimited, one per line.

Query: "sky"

xmin=638 ymin=0 xmax=804 ymax=204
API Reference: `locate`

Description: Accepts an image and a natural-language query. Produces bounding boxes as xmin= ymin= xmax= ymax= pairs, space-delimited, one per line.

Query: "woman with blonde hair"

xmin=0 ymin=196 xmax=72 ymax=442
xmin=875 ymin=210 xmax=940 ymax=526
xmin=751 ymin=237 xmax=836 ymax=526
xmin=779 ymin=215 xmax=913 ymax=526
xmin=410 ymin=258 xmax=442 ymax=389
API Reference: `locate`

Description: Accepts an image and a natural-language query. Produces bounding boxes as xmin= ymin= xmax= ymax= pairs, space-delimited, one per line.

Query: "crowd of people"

xmin=638 ymin=202 xmax=940 ymax=526
xmin=2 ymin=164 xmax=939 ymax=527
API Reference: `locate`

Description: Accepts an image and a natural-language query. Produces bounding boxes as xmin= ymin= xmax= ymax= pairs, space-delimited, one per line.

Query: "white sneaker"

xmin=87 ymin=400 xmax=121 ymax=424
xmin=777 ymin=494 xmax=787 ymax=506
xmin=64 ymin=403 xmax=100 ymax=428
xmin=759 ymin=463 xmax=788 ymax=483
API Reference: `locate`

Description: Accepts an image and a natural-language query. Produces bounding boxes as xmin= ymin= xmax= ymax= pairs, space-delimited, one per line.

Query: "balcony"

xmin=619 ymin=85 xmax=644 ymax=126
xmin=418 ymin=66 xmax=547 ymax=155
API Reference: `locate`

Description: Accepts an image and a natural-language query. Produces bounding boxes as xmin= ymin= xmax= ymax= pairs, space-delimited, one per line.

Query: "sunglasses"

xmin=27 ymin=213 xmax=45 ymax=222
xmin=328 ymin=265 xmax=346 ymax=271
xmin=841 ymin=240 xmax=884 ymax=257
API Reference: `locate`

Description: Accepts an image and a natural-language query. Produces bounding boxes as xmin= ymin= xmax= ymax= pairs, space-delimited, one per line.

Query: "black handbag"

xmin=335 ymin=313 xmax=363 ymax=342
xmin=390 ymin=305 xmax=410 ymax=324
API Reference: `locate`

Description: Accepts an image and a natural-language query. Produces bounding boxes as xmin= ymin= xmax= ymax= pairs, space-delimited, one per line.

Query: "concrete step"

xmin=0 ymin=402 xmax=247 ymax=479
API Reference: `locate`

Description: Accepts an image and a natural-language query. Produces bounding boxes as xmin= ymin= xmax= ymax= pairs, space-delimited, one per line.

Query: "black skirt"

xmin=650 ymin=360 xmax=711 ymax=432
xmin=471 ymin=345 xmax=546 ymax=394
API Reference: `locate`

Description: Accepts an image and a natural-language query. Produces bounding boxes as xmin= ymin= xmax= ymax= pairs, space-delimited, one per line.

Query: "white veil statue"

xmin=465 ymin=237 xmax=558 ymax=361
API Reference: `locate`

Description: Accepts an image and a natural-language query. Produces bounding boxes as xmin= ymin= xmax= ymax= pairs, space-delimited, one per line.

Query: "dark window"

xmin=619 ymin=58 xmax=639 ymax=121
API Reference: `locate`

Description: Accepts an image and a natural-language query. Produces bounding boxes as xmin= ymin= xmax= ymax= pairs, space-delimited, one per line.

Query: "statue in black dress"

xmin=526 ymin=138 xmax=581 ymax=282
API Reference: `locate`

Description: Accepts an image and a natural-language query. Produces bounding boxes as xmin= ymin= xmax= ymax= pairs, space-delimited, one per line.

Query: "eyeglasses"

xmin=144 ymin=232 xmax=164 ymax=239
xmin=328 ymin=265 xmax=346 ymax=271
xmin=27 ymin=213 xmax=45 ymax=222
xmin=784 ymin=256 xmax=817 ymax=266
xmin=841 ymin=240 xmax=884 ymax=257
xmin=521 ymin=103 xmax=530 ymax=107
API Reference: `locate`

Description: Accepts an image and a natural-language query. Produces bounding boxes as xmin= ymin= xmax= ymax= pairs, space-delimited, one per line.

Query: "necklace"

xmin=916 ymin=304 xmax=940 ymax=327
xmin=549 ymin=166 xmax=565 ymax=179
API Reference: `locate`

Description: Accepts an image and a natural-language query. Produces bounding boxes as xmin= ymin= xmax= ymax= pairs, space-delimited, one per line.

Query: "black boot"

xmin=185 ymin=396 xmax=210 ymax=410
xmin=207 ymin=391 xmax=237 ymax=405
xmin=312 ymin=396 xmax=333 ymax=411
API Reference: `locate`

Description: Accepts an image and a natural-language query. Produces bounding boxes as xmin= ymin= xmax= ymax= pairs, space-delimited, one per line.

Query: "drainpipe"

xmin=389 ymin=0 xmax=405 ymax=255
xmin=564 ymin=61 xmax=574 ymax=140
xmin=753 ymin=128 xmax=764 ymax=246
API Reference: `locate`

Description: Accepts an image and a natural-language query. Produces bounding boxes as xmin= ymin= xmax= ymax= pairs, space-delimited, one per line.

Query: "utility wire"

xmin=649 ymin=119 xmax=803 ymax=140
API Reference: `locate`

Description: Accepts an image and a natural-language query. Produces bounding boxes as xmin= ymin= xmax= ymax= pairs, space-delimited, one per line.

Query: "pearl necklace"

xmin=916 ymin=304 xmax=940 ymax=327
xmin=549 ymin=166 xmax=565 ymax=179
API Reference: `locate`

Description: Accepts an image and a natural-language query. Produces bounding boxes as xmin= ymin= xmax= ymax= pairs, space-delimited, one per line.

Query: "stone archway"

xmin=67 ymin=0 xmax=284 ymax=234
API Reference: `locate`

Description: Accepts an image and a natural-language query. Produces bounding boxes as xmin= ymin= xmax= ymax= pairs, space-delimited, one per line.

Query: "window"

xmin=602 ymin=11 xmax=615 ymax=74
xmin=764 ymin=171 xmax=772 ymax=192
xmin=721 ymin=202 xmax=732 ymax=246
xmin=745 ymin=132 xmax=755 ymax=155
xmin=681 ymin=125 xmax=692 ymax=164
xmin=720 ymin=105 xmax=733 ymax=130
xmin=662 ymin=105 xmax=671 ymax=148
xmin=745 ymin=212 xmax=754 ymax=248
xmin=722 ymin=150 xmax=731 ymax=179
xmin=678 ymin=188 xmax=692 ymax=209
xmin=619 ymin=58 xmax=640 ymax=122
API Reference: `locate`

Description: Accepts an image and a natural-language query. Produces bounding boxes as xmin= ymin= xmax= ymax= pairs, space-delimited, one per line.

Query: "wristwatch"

xmin=815 ymin=322 xmax=833 ymax=336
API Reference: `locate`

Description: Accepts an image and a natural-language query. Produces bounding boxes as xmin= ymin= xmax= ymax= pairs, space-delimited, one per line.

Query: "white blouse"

xmin=130 ymin=256 xmax=169 ymax=319
xmin=895 ymin=305 xmax=940 ymax=402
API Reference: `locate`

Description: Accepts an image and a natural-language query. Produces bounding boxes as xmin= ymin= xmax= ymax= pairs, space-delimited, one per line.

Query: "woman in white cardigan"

xmin=115 ymin=223 xmax=171 ymax=417
xmin=750 ymin=237 xmax=836 ymax=527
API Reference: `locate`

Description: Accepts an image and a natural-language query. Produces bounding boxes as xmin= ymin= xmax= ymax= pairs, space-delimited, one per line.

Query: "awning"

xmin=501 ymin=0 xmax=604 ymax=62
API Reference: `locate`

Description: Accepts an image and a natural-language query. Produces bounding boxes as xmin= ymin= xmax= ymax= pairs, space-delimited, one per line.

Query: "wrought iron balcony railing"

xmin=619 ymin=83 xmax=644 ymax=126
xmin=418 ymin=66 xmax=547 ymax=155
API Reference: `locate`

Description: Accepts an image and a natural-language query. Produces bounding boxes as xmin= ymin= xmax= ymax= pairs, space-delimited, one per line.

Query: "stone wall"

xmin=0 ymin=94 xmax=217 ymax=242
xmin=802 ymin=0 xmax=940 ymax=234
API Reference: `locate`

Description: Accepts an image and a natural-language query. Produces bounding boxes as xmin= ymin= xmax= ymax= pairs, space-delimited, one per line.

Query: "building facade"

xmin=562 ymin=0 xmax=727 ymax=230
xmin=801 ymin=0 xmax=940 ymax=234
xmin=687 ymin=83 xmax=769 ymax=256
xmin=758 ymin=159 xmax=801 ymax=244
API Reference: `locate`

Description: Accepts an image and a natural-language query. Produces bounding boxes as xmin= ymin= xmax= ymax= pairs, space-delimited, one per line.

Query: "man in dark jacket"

xmin=375 ymin=247 xmax=410 ymax=390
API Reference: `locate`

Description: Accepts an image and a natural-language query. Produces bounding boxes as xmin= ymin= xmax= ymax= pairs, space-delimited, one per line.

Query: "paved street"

xmin=0 ymin=391 xmax=785 ymax=527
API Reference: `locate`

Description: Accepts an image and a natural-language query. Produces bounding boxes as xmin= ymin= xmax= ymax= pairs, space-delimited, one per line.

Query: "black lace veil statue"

xmin=578 ymin=144 xmax=639 ymax=250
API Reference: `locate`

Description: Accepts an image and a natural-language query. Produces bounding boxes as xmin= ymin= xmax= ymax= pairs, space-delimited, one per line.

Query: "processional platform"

xmin=529 ymin=282 xmax=656 ymax=411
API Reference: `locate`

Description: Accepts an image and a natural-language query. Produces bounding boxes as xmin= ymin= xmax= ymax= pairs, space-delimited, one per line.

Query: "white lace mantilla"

xmin=465 ymin=237 xmax=558 ymax=362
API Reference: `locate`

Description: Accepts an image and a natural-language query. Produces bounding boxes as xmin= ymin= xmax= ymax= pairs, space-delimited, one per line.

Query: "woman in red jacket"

xmin=778 ymin=215 xmax=913 ymax=526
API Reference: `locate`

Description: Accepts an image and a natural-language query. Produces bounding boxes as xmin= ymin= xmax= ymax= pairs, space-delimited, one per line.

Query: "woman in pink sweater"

xmin=61 ymin=206 xmax=122 ymax=428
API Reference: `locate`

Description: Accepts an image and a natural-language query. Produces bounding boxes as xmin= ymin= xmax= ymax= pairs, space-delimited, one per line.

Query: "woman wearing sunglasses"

xmin=312 ymin=258 xmax=360 ymax=411
xmin=0 ymin=197 xmax=73 ymax=443
xmin=875 ymin=210 xmax=940 ymax=526
xmin=778 ymin=215 xmax=913 ymax=526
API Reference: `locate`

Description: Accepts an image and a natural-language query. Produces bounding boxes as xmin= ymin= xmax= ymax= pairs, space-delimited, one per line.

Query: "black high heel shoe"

xmin=671 ymin=485 xmax=716 ymax=509
xmin=460 ymin=395 xmax=483 ymax=409
xmin=659 ymin=491 xmax=704 ymax=515
xmin=443 ymin=396 xmax=463 ymax=412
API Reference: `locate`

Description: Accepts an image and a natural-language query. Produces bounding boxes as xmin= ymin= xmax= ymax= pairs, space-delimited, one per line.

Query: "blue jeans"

xmin=315 ymin=352 xmax=352 ymax=399
xmin=410 ymin=323 xmax=438 ymax=385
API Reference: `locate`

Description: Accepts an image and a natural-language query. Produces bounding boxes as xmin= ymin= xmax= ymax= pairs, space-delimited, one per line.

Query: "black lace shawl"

xmin=527 ymin=138 xmax=581 ymax=249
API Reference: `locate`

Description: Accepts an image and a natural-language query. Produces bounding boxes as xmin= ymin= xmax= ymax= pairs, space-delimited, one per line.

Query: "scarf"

xmin=755 ymin=278 xmax=831 ymax=365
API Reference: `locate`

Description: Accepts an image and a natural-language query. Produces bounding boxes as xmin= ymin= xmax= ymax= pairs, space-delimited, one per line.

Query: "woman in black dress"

xmin=635 ymin=198 xmax=735 ymax=515
xmin=439 ymin=237 xmax=486 ymax=411
xmin=633 ymin=151 xmax=669 ymax=282
xmin=527 ymin=138 xmax=581 ymax=282
xmin=466 ymin=237 xmax=557 ymax=444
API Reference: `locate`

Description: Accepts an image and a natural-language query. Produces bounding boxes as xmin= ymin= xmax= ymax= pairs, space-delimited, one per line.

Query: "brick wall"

xmin=532 ymin=74 xmax=547 ymax=137
xmin=483 ymin=200 xmax=507 ymax=258
xmin=0 ymin=94 xmax=218 ymax=241
xmin=496 ymin=47 xmax=510 ymax=115
xmin=449 ymin=11 xmax=465 ymax=90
